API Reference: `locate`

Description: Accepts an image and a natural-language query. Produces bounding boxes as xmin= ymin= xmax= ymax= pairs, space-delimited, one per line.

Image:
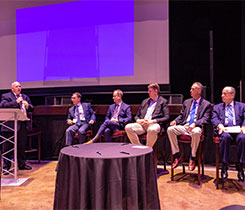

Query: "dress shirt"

xmin=144 ymin=97 xmax=158 ymax=120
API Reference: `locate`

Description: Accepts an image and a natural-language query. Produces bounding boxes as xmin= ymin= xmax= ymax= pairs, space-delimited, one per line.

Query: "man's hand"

xmin=218 ymin=124 xmax=225 ymax=135
xmin=89 ymin=120 xmax=94 ymax=125
xmin=67 ymin=120 xmax=73 ymax=125
xmin=241 ymin=126 xmax=245 ymax=134
xmin=144 ymin=119 xmax=156 ymax=125
xmin=22 ymin=100 xmax=29 ymax=109
xmin=170 ymin=120 xmax=176 ymax=126
xmin=16 ymin=97 xmax=23 ymax=104
xmin=187 ymin=123 xmax=196 ymax=132
xmin=136 ymin=119 xmax=145 ymax=125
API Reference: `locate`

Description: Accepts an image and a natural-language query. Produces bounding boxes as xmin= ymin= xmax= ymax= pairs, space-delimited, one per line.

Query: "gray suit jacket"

xmin=135 ymin=96 xmax=169 ymax=130
xmin=175 ymin=98 xmax=211 ymax=127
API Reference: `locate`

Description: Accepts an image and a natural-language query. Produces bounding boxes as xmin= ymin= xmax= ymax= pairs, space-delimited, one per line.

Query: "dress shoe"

xmin=221 ymin=164 xmax=228 ymax=179
xmin=172 ymin=158 xmax=182 ymax=169
xmin=84 ymin=140 xmax=93 ymax=144
xmin=188 ymin=159 xmax=196 ymax=171
xmin=19 ymin=164 xmax=32 ymax=170
xmin=236 ymin=163 xmax=244 ymax=182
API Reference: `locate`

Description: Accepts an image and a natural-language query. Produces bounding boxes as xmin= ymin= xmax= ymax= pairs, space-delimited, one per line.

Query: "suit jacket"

xmin=0 ymin=91 xmax=33 ymax=131
xmin=212 ymin=101 xmax=245 ymax=128
xmin=105 ymin=102 xmax=131 ymax=127
xmin=135 ymin=96 xmax=169 ymax=130
xmin=175 ymin=98 xmax=211 ymax=127
xmin=67 ymin=102 xmax=96 ymax=124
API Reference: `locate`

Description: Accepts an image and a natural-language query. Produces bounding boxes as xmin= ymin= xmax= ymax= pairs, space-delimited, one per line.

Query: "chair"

xmin=73 ymin=128 xmax=93 ymax=144
xmin=139 ymin=127 xmax=167 ymax=172
xmin=170 ymin=125 xmax=205 ymax=185
xmin=99 ymin=130 xmax=126 ymax=143
xmin=213 ymin=135 xmax=244 ymax=189
xmin=25 ymin=113 xmax=42 ymax=163
xmin=111 ymin=130 xmax=126 ymax=142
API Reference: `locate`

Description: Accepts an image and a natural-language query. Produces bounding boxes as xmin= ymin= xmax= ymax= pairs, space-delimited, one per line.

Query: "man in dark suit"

xmin=125 ymin=83 xmax=169 ymax=147
xmin=1 ymin=81 xmax=33 ymax=171
xmin=65 ymin=92 xmax=96 ymax=145
xmin=87 ymin=89 xmax=131 ymax=143
xmin=167 ymin=82 xmax=211 ymax=171
xmin=212 ymin=86 xmax=245 ymax=181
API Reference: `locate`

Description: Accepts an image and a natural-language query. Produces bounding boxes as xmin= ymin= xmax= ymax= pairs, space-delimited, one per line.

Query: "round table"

xmin=54 ymin=143 xmax=160 ymax=210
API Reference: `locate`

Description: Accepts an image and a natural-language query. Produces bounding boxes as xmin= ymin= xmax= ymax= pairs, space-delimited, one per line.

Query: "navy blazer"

xmin=67 ymin=102 xmax=96 ymax=124
xmin=212 ymin=101 xmax=245 ymax=128
xmin=105 ymin=102 xmax=131 ymax=127
xmin=0 ymin=91 xmax=33 ymax=131
xmin=175 ymin=98 xmax=211 ymax=127
xmin=135 ymin=96 xmax=169 ymax=129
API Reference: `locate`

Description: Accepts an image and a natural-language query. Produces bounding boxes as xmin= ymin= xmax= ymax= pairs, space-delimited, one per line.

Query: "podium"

xmin=0 ymin=109 xmax=29 ymax=185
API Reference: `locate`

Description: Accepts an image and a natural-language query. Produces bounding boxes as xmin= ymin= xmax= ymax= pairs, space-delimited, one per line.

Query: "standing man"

xmin=65 ymin=92 xmax=95 ymax=145
xmin=167 ymin=82 xmax=211 ymax=171
xmin=1 ymin=81 xmax=33 ymax=171
xmin=87 ymin=89 xmax=131 ymax=143
xmin=125 ymin=83 xmax=169 ymax=147
xmin=212 ymin=86 xmax=245 ymax=181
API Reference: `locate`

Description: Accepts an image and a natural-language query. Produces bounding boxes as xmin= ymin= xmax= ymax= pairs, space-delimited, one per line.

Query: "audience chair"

xmin=25 ymin=113 xmax=42 ymax=163
xmin=213 ymin=135 xmax=244 ymax=189
xmin=170 ymin=125 xmax=205 ymax=185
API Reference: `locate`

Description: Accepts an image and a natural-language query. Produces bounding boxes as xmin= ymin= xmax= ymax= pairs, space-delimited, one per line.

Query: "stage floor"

xmin=0 ymin=161 xmax=245 ymax=210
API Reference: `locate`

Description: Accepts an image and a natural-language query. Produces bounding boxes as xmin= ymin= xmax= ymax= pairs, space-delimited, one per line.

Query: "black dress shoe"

xmin=236 ymin=163 xmax=244 ymax=182
xmin=221 ymin=164 xmax=228 ymax=179
xmin=19 ymin=164 xmax=32 ymax=170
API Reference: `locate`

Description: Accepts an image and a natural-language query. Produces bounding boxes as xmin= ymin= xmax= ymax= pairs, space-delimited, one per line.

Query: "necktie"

xmin=189 ymin=100 xmax=197 ymax=125
xmin=112 ymin=104 xmax=119 ymax=119
xmin=227 ymin=104 xmax=233 ymax=126
xmin=75 ymin=105 xmax=82 ymax=126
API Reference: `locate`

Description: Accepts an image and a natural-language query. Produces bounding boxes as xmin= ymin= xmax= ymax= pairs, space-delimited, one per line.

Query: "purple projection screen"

xmin=16 ymin=0 xmax=134 ymax=82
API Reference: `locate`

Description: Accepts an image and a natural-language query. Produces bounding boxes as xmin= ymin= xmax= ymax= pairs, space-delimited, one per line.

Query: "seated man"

xmin=66 ymin=92 xmax=95 ymax=145
xmin=87 ymin=89 xmax=131 ymax=143
xmin=125 ymin=83 xmax=169 ymax=147
xmin=212 ymin=86 xmax=245 ymax=181
xmin=167 ymin=82 xmax=211 ymax=171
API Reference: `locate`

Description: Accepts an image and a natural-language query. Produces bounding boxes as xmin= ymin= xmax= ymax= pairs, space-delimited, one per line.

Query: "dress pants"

xmin=167 ymin=124 xmax=202 ymax=158
xmin=97 ymin=120 xmax=121 ymax=142
xmin=3 ymin=122 xmax=27 ymax=168
xmin=66 ymin=122 xmax=89 ymax=145
xmin=125 ymin=122 xmax=160 ymax=147
xmin=219 ymin=132 xmax=245 ymax=164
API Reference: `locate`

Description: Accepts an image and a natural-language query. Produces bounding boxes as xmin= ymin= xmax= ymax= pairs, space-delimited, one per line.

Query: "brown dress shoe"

xmin=172 ymin=158 xmax=181 ymax=169
xmin=188 ymin=160 xmax=196 ymax=171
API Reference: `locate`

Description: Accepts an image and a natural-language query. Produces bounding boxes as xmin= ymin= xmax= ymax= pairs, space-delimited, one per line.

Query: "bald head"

xmin=11 ymin=81 xmax=22 ymax=95
xmin=221 ymin=86 xmax=235 ymax=104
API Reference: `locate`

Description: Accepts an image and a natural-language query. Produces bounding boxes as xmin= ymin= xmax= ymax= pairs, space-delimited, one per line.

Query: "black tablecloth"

xmin=53 ymin=143 xmax=160 ymax=210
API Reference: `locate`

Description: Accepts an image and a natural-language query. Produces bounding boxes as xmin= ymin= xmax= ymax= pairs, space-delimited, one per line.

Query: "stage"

xmin=1 ymin=161 xmax=245 ymax=210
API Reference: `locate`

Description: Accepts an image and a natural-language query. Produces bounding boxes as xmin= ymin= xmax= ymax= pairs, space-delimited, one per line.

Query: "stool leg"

xmin=171 ymin=153 xmax=174 ymax=181
xmin=216 ymin=143 xmax=219 ymax=189
xmin=197 ymin=144 xmax=201 ymax=185
xmin=38 ymin=133 xmax=41 ymax=164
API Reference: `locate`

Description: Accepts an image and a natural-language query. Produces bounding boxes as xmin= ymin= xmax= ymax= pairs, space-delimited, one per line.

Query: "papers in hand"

xmin=224 ymin=126 xmax=241 ymax=133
